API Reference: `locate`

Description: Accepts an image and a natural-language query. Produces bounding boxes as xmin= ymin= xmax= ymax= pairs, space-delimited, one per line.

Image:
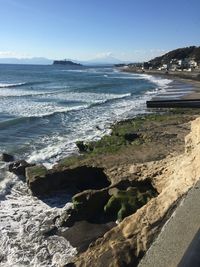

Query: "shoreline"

xmin=120 ymin=67 xmax=200 ymax=100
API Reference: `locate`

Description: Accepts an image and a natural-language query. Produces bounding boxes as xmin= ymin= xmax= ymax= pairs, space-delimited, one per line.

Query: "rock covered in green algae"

xmin=104 ymin=187 xmax=156 ymax=222
xmin=26 ymin=165 xmax=49 ymax=195
xmin=70 ymin=181 xmax=157 ymax=224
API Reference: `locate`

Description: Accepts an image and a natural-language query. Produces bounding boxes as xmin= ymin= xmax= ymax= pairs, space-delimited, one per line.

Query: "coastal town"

xmin=117 ymin=46 xmax=200 ymax=76
xmin=125 ymin=57 xmax=200 ymax=72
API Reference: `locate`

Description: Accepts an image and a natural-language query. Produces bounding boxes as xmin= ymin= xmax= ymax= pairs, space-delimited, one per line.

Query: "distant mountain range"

xmin=83 ymin=56 xmax=124 ymax=65
xmin=0 ymin=56 xmax=127 ymax=65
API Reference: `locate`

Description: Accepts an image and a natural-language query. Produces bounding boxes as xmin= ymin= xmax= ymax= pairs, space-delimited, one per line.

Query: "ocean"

xmin=0 ymin=64 xmax=190 ymax=266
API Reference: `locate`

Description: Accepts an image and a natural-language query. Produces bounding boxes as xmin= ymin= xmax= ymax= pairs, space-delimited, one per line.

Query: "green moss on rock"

xmin=26 ymin=165 xmax=47 ymax=180
xmin=104 ymin=187 xmax=156 ymax=222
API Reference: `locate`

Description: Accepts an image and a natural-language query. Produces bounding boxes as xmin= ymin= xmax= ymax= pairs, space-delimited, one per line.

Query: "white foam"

xmin=0 ymin=175 xmax=77 ymax=267
xmin=0 ymin=92 xmax=131 ymax=118
xmin=26 ymin=90 xmax=156 ymax=167
xmin=0 ymin=82 xmax=26 ymax=88
xmin=137 ymin=74 xmax=172 ymax=88
xmin=0 ymin=88 xmax=61 ymax=97
xmin=0 ymin=99 xmax=87 ymax=118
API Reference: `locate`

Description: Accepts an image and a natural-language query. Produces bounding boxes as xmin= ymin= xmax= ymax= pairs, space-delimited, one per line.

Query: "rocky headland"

xmin=6 ymin=108 xmax=200 ymax=266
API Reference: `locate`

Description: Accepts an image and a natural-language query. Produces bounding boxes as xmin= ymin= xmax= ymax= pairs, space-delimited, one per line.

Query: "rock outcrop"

xmin=25 ymin=165 xmax=110 ymax=196
xmin=70 ymin=117 xmax=200 ymax=267
xmin=0 ymin=153 xmax=14 ymax=162
xmin=62 ymin=180 xmax=157 ymax=225
xmin=9 ymin=160 xmax=35 ymax=176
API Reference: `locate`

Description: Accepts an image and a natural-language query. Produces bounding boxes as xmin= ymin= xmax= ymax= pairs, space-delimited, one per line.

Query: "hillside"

xmin=149 ymin=46 xmax=200 ymax=67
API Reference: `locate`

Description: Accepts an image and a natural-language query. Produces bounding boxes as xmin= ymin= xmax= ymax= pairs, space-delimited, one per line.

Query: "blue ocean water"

xmin=0 ymin=64 xmax=174 ymax=167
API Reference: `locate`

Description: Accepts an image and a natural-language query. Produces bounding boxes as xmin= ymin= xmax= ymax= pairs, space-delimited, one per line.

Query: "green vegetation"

xmin=74 ymin=112 xmax=183 ymax=156
xmin=71 ymin=184 xmax=157 ymax=223
xmin=57 ymin=109 xmax=200 ymax=169
xmin=26 ymin=165 xmax=47 ymax=178
xmin=58 ymin=155 xmax=85 ymax=168
xmin=104 ymin=187 xmax=156 ymax=222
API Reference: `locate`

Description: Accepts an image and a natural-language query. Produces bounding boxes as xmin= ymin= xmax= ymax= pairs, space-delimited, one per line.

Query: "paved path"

xmin=138 ymin=180 xmax=200 ymax=267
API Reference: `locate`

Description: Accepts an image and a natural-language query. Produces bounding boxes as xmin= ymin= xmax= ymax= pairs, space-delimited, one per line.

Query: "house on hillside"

xmin=188 ymin=59 xmax=198 ymax=68
xmin=178 ymin=58 xmax=190 ymax=69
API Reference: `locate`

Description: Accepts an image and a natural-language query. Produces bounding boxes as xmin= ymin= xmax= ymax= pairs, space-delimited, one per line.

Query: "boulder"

xmin=72 ymin=188 xmax=110 ymax=222
xmin=76 ymin=141 xmax=88 ymax=152
xmin=26 ymin=165 xmax=49 ymax=195
xmin=75 ymin=141 xmax=94 ymax=153
xmin=0 ymin=153 xmax=14 ymax=162
xmin=9 ymin=160 xmax=35 ymax=176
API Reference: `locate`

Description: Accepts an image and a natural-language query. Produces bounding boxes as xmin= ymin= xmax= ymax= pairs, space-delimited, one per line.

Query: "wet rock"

xmin=26 ymin=165 xmax=49 ymax=195
xmin=0 ymin=153 xmax=14 ymax=162
xmin=9 ymin=160 xmax=35 ymax=176
xmin=75 ymin=141 xmax=94 ymax=153
xmin=76 ymin=141 xmax=87 ymax=152
xmin=26 ymin=165 xmax=110 ymax=196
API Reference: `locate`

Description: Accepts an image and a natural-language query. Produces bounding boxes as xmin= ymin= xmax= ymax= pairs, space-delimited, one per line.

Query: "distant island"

xmin=53 ymin=59 xmax=82 ymax=66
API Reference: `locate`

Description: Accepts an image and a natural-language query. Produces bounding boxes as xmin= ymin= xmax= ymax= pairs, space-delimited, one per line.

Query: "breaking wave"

xmin=0 ymin=82 xmax=27 ymax=88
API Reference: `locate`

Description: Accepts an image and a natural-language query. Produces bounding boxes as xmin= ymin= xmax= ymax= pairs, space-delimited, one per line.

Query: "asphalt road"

xmin=138 ymin=180 xmax=200 ymax=267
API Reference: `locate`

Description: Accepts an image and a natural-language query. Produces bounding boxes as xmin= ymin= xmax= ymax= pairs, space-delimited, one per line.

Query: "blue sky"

xmin=0 ymin=0 xmax=199 ymax=61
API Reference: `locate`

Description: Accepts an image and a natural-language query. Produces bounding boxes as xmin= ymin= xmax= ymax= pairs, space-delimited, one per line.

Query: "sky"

xmin=0 ymin=0 xmax=200 ymax=62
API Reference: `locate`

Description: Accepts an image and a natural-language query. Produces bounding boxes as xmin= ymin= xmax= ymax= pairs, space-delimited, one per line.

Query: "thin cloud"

xmin=95 ymin=52 xmax=113 ymax=58
xmin=0 ymin=51 xmax=30 ymax=58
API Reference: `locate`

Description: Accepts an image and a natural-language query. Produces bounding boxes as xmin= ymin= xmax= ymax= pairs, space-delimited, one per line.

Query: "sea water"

xmin=0 ymin=64 xmax=184 ymax=266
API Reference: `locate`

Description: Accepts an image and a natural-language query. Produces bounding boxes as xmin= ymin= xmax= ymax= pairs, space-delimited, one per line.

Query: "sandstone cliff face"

xmin=73 ymin=117 xmax=200 ymax=267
